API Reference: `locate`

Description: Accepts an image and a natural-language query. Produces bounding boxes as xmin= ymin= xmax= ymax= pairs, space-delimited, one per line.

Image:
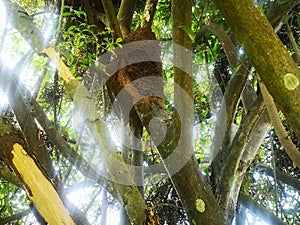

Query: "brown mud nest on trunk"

xmin=107 ymin=27 xmax=165 ymax=117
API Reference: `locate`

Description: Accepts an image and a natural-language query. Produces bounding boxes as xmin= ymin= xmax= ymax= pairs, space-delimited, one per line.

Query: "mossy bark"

xmin=170 ymin=0 xmax=226 ymax=224
xmin=214 ymin=0 xmax=300 ymax=139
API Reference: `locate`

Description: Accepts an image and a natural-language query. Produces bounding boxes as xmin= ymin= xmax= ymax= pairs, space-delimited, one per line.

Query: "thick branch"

xmin=0 ymin=56 xmax=55 ymax=180
xmin=217 ymin=95 xmax=266 ymax=212
xmin=12 ymin=143 xmax=76 ymax=225
xmin=140 ymin=0 xmax=158 ymax=29
xmin=171 ymin=0 xmax=226 ymax=224
xmin=2 ymin=0 xmax=44 ymax=51
xmin=101 ymin=0 xmax=122 ymax=38
xmin=214 ymin=0 xmax=300 ymax=140
xmin=117 ymin=0 xmax=137 ymax=36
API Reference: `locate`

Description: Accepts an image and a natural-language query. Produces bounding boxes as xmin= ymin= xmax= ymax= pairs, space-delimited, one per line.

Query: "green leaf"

xmin=116 ymin=37 xmax=123 ymax=43
xmin=278 ymin=0 xmax=288 ymax=5
xmin=62 ymin=5 xmax=71 ymax=9
xmin=293 ymin=162 xmax=297 ymax=168
xmin=281 ymin=14 xmax=292 ymax=24
xmin=193 ymin=6 xmax=201 ymax=21
xmin=67 ymin=25 xmax=77 ymax=32
xmin=232 ymin=64 xmax=242 ymax=77
xmin=297 ymin=15 xmax=300 ymax=26
xmin=75 ymin=10 xmax=86 ymax=17
xmin=61 ymin=12 xmax=72 ymax=17
xmin=229 ymin=176 xmax=235 ymax=187
xmin=180 ymin=25 xmax=195 ymax=41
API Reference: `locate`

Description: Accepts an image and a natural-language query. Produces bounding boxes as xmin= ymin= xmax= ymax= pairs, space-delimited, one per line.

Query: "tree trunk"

xmin=171 ymin=0 xmax=226 ymax=224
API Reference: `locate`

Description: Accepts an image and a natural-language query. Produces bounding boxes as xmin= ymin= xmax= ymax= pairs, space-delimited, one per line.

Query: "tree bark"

xmin=101 ymin=0 xmax=122 ymax=38
xmin=170 ymin=0 xmax=226 ymax=224
xmin=117 ymin=0 xmax=137 ymax=35
xmin=214 ymin=0 xmax=300 ymax=140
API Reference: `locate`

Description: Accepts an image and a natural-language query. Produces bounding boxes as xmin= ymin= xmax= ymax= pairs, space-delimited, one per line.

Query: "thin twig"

xmin=270 ymin=132 xmax=279 ymax=216
xmin=287 ymin=22 xmax=300 ymax=64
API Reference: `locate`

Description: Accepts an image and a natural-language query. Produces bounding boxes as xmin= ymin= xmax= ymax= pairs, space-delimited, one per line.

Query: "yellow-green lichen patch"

xmin=195 ymin=199 xmax=205 ymax=213
xmin=284 ymin=73 xmax=299 ymax=90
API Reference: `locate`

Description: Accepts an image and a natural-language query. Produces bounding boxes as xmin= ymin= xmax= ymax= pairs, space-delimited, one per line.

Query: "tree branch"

xmin=2 ymin=0 xmax=44 ymax=51
xmin=117 ymin=0 xmax=137 ymax=36
xmin=12 ymin=143 xmax=76 ymax=224
xmin=287 ymin=22 xmax=300 ymax=64
xmin=171 ymin=0 xmax=226 ymax=224
xmin=141 ymin=0 xmax=158 ymax=29
xmin=0 ymin=209 xmax=31 ymax=225
xmin=260 ymin=81 xmax=300 ymax=169
xmin=0 ymin=53 xmax=55 ymax=180
xmin=257 ymin=165 xmax=300 ymax=191
xmin=214 ymin=0 xmax=300 ymax=140
xmin=217 ymin=94 xmax=266 ymax=213
xmin=238 ymin=193 xmax=287 ymax=225
xmin=204 ymin=22 xmax=239 ymax=67
xmin=101 ymin=0 xmax=122 ymax=38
